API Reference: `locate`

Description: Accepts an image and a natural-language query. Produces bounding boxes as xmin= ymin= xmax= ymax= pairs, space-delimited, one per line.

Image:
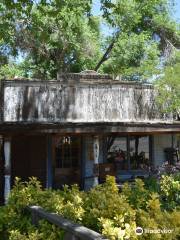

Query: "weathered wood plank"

xmin=27 ymin=206 xmax=108 ymax=240
xmin=64 ymin=232 xmax=80 ymax=240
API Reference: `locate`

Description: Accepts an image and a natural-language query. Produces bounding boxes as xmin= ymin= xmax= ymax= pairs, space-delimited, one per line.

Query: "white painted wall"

xmin=84 ymin=136 xmax=104 ymax=190
xmin=153 ymin=134 xmax=178 ymax=167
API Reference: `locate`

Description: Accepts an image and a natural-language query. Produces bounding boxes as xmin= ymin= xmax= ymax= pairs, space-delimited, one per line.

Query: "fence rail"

xmin=27 ymin=206 xmax=108 ymax=240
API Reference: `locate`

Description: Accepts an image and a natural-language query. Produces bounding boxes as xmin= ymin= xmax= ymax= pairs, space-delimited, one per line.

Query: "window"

xmin=107 ymin=136 xmax=128 ymax=170
xmin=55 ymin=136 xmax=81 ymax=168
xmin=106 ymin=135 xmax=150 ymax=171
xmin=130 ymin=136 xmax=150 ymax=170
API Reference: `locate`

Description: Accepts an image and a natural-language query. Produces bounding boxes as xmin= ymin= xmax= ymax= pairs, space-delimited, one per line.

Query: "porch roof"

xmin=0 ymin=121 xmax=180 ymax=134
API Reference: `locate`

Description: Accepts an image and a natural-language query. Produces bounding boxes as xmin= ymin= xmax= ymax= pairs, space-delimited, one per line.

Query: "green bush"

xmin=0 ymin=177 xmax=65 ymax=240
xmin=83 ymin=176 xmax=136 ymax=239
xmin=0 ymin=175 xmax=179 ymax=240
xmin=144 ymin=176 xmax=160 ymax=193
xmin=160 ymin=175 xmax=180 ymax=210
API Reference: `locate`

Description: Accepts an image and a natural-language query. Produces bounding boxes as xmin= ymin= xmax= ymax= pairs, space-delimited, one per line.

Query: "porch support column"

xmin=93 ymin=136 xmax=100 ymax=187
xmin=0 ymin=137 xmax=4 ymax=205
xmin=46 ymin=136 xmax=53 ymax=188
xmin=4 ymin=138 xmax=11 ymax=204
xmin=127 ymin=135 xmax=130 ymax=170
xmin=80 ymin=136 xmax=86 ymax=190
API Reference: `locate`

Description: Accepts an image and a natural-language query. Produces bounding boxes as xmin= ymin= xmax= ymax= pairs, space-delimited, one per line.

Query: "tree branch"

xmin=94 ymin=32 xmax=120 ymax=71
xmin=94 ymin=40 xmax=115 ymax=71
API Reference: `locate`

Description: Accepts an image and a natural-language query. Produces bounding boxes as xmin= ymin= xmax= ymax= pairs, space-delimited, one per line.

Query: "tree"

xmin=155 ymin=50 xmax=180 ymax=117
xmin=0 ymin=0 xmax=101 ymax=79
xmin=0 ymin=0 xmax=179 ymax=80
xmin=0 ymin=62 xmax=28 ymax=79
xmin=97 ymin=0 xmax=180 ymax=80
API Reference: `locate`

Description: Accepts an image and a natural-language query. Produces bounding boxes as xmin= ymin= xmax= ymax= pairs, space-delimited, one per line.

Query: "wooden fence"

xmin=27 ymin=206 xmax=108 ymax=240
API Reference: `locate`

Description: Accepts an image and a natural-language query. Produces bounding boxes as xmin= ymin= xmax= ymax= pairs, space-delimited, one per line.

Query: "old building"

xmin=0 ymin=71 xmax=179 ymax=203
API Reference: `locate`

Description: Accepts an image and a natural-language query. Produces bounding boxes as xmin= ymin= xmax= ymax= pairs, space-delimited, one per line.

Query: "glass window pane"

xmin=55 ymin=136 xmax=80 ymax=168
xmin=107 ymin=136 xmax=128 ymax=170
xmin=130 ymin=136 xmax=150 ymax=170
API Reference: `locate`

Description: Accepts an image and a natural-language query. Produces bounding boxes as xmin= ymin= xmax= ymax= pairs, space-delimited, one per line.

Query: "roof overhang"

xmin=0 ymin=121 xmax=180 ymax=135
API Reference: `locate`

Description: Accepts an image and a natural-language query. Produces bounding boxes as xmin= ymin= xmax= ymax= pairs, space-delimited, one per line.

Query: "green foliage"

xmin=124 ymin=178 xmax=180 ymax=240
xmin=0 ymin=0 xmax=101 ymax=79
xmin=0 ymin=0 xmax=179 ymax=79
xmin=0 ymin=63 xmax=27 ymax=79
xmin=122 ymin=179 xmax=150 ymax=209
xmin=100 ymin=0 xmax=179 ymax=79
xmin=0 ymin=177 xmax=65 ymax=240
xmin=83 ymin=176 xmax=136 ymax=237
xmin=160 ymin=174 xmax=180 ymax=210
xmin=0 ymin=175 xmax=180 ymax=240
xmin=144 ymin=176 xmax=160 ymax=193
xmin=102 ymin=30 xmax=160 ymax=80
xmin=155 ymin=50 xmax=180 ymax=115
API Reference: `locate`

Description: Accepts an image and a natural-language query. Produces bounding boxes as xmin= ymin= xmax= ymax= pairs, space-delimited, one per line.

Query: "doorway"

xmin=53 ymin=136 xmax=82 ymax=188
xmin=11 ymin=135 xmax=47 ymax=187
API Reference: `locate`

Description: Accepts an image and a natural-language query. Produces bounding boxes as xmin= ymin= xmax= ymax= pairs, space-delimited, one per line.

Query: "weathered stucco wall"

xmin=2 ymin=78 xmax=173 ymax=123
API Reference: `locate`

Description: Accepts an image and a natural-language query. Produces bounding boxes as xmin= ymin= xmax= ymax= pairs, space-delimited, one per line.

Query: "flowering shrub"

xmin=0 ymin=175 xmax=179 ymax=240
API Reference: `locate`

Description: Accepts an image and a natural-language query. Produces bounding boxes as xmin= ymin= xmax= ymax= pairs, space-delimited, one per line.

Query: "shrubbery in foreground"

xmin=0 ymin=175 xmax=179 ymax=240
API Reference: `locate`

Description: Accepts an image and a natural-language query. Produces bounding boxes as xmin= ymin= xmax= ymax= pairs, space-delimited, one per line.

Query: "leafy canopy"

xmin=100 ymin=0 xmax=180 ymax=80
xmin=0 ymin=0 xmax=179 ymax=80
xmin=0 ymin=0 xmax=101 ymax=79
xmin=155 ymin=50 xmax=180 ymax=117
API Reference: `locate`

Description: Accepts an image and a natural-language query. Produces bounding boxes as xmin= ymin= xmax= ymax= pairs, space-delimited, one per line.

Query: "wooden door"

xmin=53 ymin=136 xmax=81 ymax=188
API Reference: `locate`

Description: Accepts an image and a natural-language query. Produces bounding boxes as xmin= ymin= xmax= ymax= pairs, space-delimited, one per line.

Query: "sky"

xmin=174 ymin=0 xmax=180 ymax=21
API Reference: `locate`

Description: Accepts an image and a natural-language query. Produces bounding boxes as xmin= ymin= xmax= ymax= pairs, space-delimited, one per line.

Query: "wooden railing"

xmin=27 ymin=206 xmax=108 ymax=240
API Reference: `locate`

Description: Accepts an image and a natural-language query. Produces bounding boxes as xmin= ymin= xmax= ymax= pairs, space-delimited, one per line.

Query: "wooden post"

xmin=0 ymin=136 xmax=4 ymax=205
xmin=4 ymin=138 xmax=11 ymax=204
xmin=171 ymin=134 xmax=174 ymax=148
xmin=127 ymin=135 xmax=130 ymax=170
xmin=64 ymin=232 xmax=80 ymax=240
xmin=93 ymin=136 xmax=99 ymax=187
xmin=149 ymin=135 xmax=154 ymax=167
xmin=46 ymin=135 xmax=53 ymax=188
xmin=32 ymin=209 xmax=39 ymax=226
xmin=80 ymin=136 xmax=86 ymax=190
